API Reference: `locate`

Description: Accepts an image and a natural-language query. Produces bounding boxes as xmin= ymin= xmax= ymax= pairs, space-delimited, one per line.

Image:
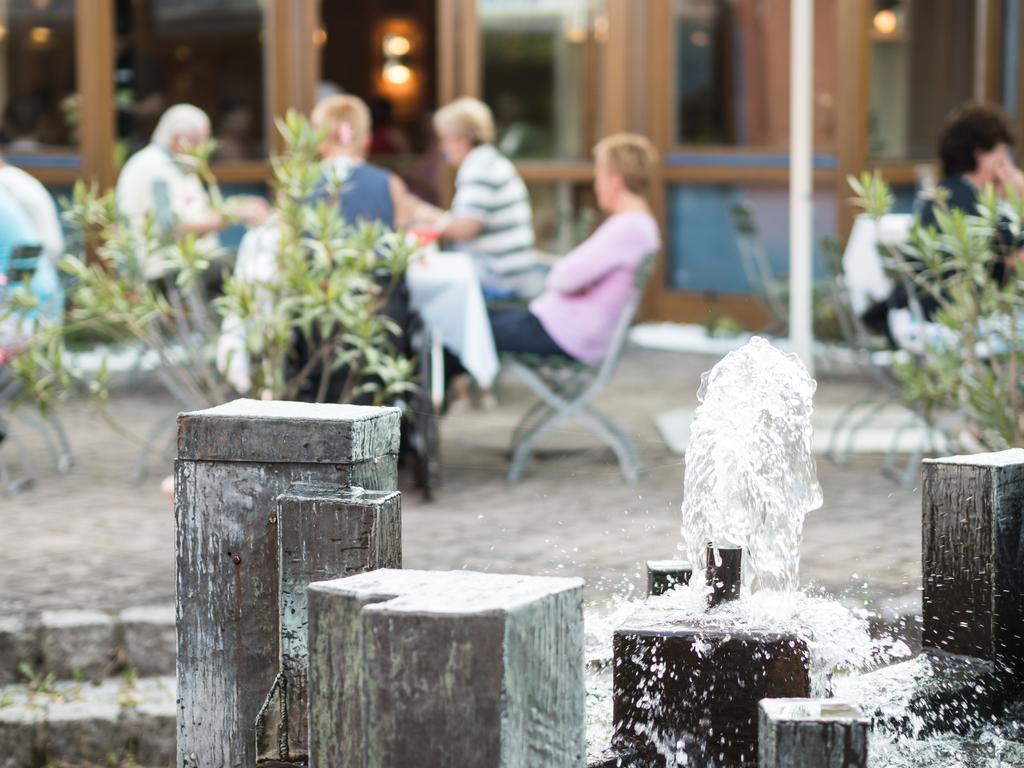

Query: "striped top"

xmin=451 ymin=144 xmax=535 ymax=289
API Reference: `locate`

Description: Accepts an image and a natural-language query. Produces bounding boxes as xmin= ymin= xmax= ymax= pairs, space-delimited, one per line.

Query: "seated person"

xmin=412 ymin=97 xmax=544 ymax=300
xmin=310 ymin=94 xmax=414 ymax=229
xmin=889 ymin=101 xmax=1024 ymax=320
xmin=116 ymin=104 xmax=268 ymax=280
xmin=0 ymin=155 xmax=63 ymax=267
xmin=286 ymin=95 xmax=418 ymax=404
xmin=489 ymin=133 xmax=661 ymax=365
xmin=0 ymin=182 xmax=61 ymax=330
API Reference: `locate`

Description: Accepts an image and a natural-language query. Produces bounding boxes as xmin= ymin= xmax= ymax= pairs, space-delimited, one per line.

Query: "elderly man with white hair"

xmin=116 ymin=103 xmax=267 ymax=279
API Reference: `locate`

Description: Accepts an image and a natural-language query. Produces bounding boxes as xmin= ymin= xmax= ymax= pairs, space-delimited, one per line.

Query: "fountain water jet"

xmin=607 ymin=339 xmax=872 ymax=765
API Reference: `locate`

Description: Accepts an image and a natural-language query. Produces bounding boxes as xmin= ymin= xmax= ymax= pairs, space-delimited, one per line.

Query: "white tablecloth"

xmin=406 ymin=251 xmax=499 ymax=388
xmin=216 ymin=229 xmax=498 ymax=392
xmin=842 ymin=213 xmax=912 ymax=315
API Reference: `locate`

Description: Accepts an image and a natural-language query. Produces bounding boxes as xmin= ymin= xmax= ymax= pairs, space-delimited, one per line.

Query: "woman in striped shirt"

xmin=414 ymin=98 xmax=545 ymax=300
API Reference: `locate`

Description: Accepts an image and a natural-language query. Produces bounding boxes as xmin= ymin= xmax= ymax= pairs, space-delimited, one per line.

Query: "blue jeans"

xmin=488 ymin=308 xmax=571 ymax=358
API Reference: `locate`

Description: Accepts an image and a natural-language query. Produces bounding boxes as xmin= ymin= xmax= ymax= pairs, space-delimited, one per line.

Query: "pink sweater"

xmin=530 ymin=211 xmax=661 ymax=365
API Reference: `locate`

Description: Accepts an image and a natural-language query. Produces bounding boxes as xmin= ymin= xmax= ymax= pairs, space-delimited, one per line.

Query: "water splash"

xmin=680 ymin=337 xmax=822 ymax=592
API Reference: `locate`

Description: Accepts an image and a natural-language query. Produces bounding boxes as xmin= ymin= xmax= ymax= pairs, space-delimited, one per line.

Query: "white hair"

xmin=152 ymin=104 xmax=211 ymax=149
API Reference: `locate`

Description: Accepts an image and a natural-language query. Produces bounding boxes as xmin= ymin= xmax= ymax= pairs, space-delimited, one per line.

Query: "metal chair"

xmin=731 ymin=202 xmax=788 ymax=333
xmin=820 ymin=237 xmax=952 ymax=487
xmin=0 ymin=244 xmax=74 ymax=494
xmin=501 ymin=251 xmax=656 ymax=484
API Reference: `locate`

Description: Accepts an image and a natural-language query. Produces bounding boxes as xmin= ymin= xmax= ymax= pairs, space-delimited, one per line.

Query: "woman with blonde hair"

xmin=311 ymin=94 xmax=413 ymax=228
xmin=416 ymin=97 xmax=541 ymax=299
xmin=488 ymin=133 xmax=661 ymax=363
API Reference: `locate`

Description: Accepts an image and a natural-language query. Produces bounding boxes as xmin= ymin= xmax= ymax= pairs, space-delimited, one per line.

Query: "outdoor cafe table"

xmin=217 ymin=226 xmax=499 ymax=392
xmin=405 ymin=250 xmax=499 ymax=389
xmin=841 ymin=212 xmax=912 ymax=316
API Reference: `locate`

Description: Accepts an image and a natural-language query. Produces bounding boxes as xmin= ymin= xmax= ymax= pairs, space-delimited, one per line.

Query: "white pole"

xmin=790 ymin=0 xmax=814 ymax=376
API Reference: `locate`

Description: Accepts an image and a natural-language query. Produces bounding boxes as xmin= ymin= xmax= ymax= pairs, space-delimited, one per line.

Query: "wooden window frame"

xmin=64 ymin=0 xmax=321 ymax=191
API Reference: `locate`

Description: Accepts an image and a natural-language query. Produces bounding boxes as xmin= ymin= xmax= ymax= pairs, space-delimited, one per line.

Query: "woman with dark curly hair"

xmin=888 ymin=102 xmax=1024 ymax=319
xmin=925 ymin=102 xmax=1024 ymax=228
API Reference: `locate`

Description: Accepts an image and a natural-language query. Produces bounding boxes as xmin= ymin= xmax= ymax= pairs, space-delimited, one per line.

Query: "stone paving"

xmin=0 ymin=344 xmax=922 ymax=618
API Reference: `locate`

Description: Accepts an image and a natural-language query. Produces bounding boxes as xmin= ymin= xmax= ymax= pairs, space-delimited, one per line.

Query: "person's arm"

xmin=390 ymin=174 xmax=417 ymax=230
xmin=545 ymin=219 xmax=631 ymax=294
xmin=441 ymin=215 xmax=483 ymax=241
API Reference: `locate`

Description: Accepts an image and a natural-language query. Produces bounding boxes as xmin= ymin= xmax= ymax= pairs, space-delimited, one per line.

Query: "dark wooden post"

xmin=758 ymin=699 xmax=869 ymax=768
xmin=922 ymin=450 xmax=1024 ymax=677
xmin=646 ymin=560 xmax=693 ymax=596
xmin=255 ymin=483 xmax=402 ymax=765
xmin=706 ymin=545 xmax=742 ymax=607
xmin=175 ymin=400 xmax=400 ymax=768
xmin=306 ymin=569 xmax=586 ymax=768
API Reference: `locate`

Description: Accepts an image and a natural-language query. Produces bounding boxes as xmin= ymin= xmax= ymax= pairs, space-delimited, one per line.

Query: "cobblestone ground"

xmin=0 ymin=346 xmax=922 ymax=616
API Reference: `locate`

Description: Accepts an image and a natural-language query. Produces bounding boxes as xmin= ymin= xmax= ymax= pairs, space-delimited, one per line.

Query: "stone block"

xmin=0 ymin=616 xmax=38 ymax=686
xmin=645 ymin=560 xmax=692 ymax=597
xmin=307 ymin=569 xmax=585 ymax=768
xmin=119 ymin=606 xmax=176 ymax=677
xmin=175 ymin=400 xmax=400 ymax=767
xmin=40 ymin=610 xmax=116 ymax=679
xmin=0 ymin=675 xmax=175 ymax=767
xmin=758 ymin=699 xmax=869 ymax=768
xmin=922 ymin=450 xmax=1024 ymax=677
xmin=613 ymin=621 xmax=810 ymax=766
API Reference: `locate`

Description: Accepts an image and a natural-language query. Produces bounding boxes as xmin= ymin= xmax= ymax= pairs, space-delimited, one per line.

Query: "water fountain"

xmin=586 ymin=337 xmax=1024 ymax=767
xmin=168 ymin=339 xmax=1024 ymax=768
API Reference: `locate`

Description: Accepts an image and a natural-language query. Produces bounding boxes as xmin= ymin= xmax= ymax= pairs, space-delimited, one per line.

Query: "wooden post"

xmin=921 ymin=450 xmax=1024 ymax=678
xmin=254 ymin=483 xmax=402 ymax=765
xmin=758 ymin=699 xmax=869 ymax=768
xmin=613 ymin=623 xmax=810 ymax=765
xmin=706 ymin=545 xmax=742 ymax=608
xmin=175 ymin=400 xmax=400 ymax=768
xmin=646 ymin=560 xmax=692 ymax=597
xmin=306 ymin=569 xmax=585 ymax=768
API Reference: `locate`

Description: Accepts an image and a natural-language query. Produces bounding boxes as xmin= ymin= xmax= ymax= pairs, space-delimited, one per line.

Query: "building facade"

xmin=1 ymin=0 xmax=1018 ymax=324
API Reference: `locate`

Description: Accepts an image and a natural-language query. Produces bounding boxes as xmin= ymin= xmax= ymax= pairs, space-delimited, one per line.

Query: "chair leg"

xmin=881 ymin=408 xmax=924 ymax=480
xmin=578 ymin=407 xmax=640 ymax=485
xmin=510 ymin=400 xmax=553 ymax=452
xmin=0 ymin=417 xmax=35 ymax=494
xmin=508 ymin=409 xmax=568 ymax=483
xmin=840 ymin=397 xmax=894 ymax=464
xmin=132 ymin=416 xmax=176 ymax=483
xmin=827 ymin=396 xmax=880 ymax=464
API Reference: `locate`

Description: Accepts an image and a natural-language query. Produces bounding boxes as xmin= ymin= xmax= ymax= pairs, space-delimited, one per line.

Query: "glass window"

xmin=115 ymin=0 xmax=266 ymax=166
xmin=0 ymin=0 xmax=78 ymax=161
xmin=478 ymin=0 xmax=606 ymax=160
xmin=672 ymin=0 xmax=837 ymax=151
xmin=869 ymin=0 xmax=977 ymax=160
xmin=527 ymin=180 xmax=599 ymax=253
xmin=665 ymin=183 xmax=836 ymax=293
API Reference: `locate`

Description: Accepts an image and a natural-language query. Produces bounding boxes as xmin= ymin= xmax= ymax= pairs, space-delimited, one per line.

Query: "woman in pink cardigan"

xmin=488 ymin=133 xmax=661 ymax=364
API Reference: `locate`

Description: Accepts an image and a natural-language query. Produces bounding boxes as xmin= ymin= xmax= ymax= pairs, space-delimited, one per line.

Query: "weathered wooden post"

xmin=175 ymin=399 xmax=400 ymax=768
xmin=758 ymin=699 xmax=869 ymax=768
xmin=306 ymin=569 xmax=585 ymax=768
xmin=255 ymin=483 xmax=401 ymax=765
xmin=922 ymin=450 xmax=1024 ymax=678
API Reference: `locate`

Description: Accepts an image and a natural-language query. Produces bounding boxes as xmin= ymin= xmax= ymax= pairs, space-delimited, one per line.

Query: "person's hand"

xmin=227 ymin=196 xmax=272 ymax=227
xmin=994 ymin=155 xmax=1024 ymax=199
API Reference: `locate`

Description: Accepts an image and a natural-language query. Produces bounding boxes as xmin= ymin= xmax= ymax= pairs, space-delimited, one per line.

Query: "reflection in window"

xmin=115 ymin=0 xmax=266 ymax=166
xmin=665 ymin=184 xmax=835 ymax=293
xmin=479 ymin=0 xmax=606 ymax=160
xmin=0 ymin=0 xmax=78 ymax=156
xmin=673 ymin=0 xmax=837 ymax=150
xmin=528 ymin=181 xmax=598 ymax=253
xmin=869 ymin=0 xmax=976 ymax=160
